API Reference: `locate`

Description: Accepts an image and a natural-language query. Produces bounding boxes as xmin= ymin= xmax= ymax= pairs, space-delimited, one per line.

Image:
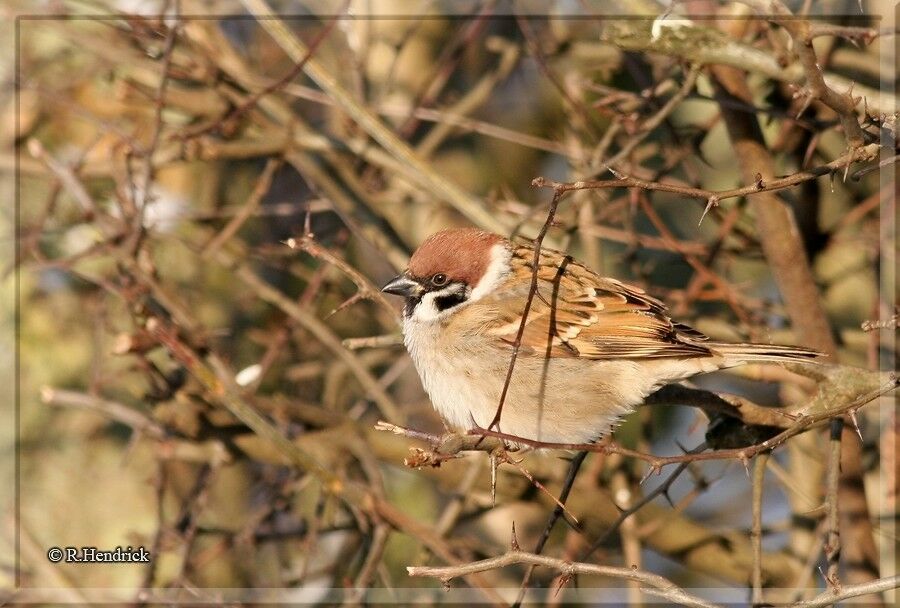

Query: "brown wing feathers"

xmin=488 ymin=244 xmax=712 ymax=359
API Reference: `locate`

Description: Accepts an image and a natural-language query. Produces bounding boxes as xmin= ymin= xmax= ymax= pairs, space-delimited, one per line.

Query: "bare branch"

xmin=535 ymin=142 xmax=878 ymax=219
xmin=408 ymin=550 xmax=721 ymax=608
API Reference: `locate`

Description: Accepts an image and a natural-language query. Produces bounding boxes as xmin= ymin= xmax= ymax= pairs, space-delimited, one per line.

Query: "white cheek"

xmin=469 ymin=243 xmax=511 ymax=303
xmin=411 ymin=291 xmax=447 ymax=323
xmin=409 ymin=285 xmax=466 ymax=324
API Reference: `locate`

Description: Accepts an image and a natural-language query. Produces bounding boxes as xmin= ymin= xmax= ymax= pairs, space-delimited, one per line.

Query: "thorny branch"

xmin=408 ymin=550 xmax=720 ymax=608
xmin=410 ymin=549 xmax=900 ymax=608
xmin=535 ymin=142 xmax=879 ymax=224
xmin=740 ymin=0 xmax=867 ymax=148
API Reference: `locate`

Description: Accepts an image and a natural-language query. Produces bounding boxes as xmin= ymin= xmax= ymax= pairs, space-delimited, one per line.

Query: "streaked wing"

xmin=483 ymin=244 xmax=712 ymax=359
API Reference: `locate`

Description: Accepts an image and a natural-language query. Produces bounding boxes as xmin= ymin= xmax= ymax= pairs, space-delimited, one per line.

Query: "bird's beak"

xmin=381 ymin=274 xmax=422 ymax=298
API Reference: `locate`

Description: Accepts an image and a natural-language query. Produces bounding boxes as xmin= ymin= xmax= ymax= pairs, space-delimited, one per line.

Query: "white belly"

xmin=402 ymin=320 xmax=674 ymax=444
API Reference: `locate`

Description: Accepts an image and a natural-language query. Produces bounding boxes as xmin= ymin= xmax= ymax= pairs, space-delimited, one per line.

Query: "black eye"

xmin=431 ymin=273 xmax=449 ymax=287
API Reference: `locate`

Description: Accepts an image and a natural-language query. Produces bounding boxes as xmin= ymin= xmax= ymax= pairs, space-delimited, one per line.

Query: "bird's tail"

xmin=709 ymin=342 xmax=823 ymax=368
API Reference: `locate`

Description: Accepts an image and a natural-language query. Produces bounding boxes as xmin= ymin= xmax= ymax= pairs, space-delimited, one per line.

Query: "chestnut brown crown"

xmin=407 ymin=228 xmax=503 ymax=287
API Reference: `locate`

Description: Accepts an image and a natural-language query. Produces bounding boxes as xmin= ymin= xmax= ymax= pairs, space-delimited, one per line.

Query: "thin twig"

xmin=182 ymin=3 xmax=346 ymax=140
xmin=792 ymin=575 xmax=899 ymax=607
xmin=26 ymin=139 xmax=119 ymax=233
xmin=823 ymin=418 xmax=844 ymax=592
xmin=342 ymin=334 xmax=404 ymax=350
xmin=131 ymin=13 xmax=179 ymax=239
xmin=512 ymin=451 xmax=588 ymax=608
xmin=408 ymin=550 xmax=721 ymax=608
xmin=534 ymin=142 xmax=878 ymax=221
xmin=41 ymin=386 xmax=165 ymax=439
xmin=486 ymin=184 xmax=565 ymax=432
xmin=285 ymin=234 xmax=401 ymax=326
xmin=751 ymin=451 xmax=771 ymax=606
xmin=212 ymin=248 xmax=405 ymax=424
xmin=580 ymin=450 xmax=701 ymax=562
xmin=202 ymin=158 xmax=282 ymax=258
xmin=589 ymin=63 xmax=702 ymax=177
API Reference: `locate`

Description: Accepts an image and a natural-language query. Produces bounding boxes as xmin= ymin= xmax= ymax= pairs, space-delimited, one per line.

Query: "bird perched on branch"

xmin=382 ymin=228 xmax=820 ymax=445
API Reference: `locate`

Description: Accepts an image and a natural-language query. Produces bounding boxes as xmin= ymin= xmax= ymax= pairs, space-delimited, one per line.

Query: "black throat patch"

xmin=403 ymin=296 xmax=421 ymax=319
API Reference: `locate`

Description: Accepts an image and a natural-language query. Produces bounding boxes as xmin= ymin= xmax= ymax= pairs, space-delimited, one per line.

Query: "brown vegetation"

xmin=6 ymin=0 xmax=897 ymax=605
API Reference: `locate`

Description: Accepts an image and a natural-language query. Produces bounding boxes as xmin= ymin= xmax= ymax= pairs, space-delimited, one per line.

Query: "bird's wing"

xmin=482 ymin=244 xmax=712 ymax=359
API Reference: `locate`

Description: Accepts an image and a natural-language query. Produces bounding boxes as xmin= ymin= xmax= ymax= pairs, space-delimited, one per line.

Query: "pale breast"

xmin=402 ymin=318 xmax=501 ymax=432
xmin=402 ymin=315 xmax=662 ymax=444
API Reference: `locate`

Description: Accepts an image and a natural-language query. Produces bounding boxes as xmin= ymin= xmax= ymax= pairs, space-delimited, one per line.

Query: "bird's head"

xmin=381 ymin=228 xmax=511 ymax=323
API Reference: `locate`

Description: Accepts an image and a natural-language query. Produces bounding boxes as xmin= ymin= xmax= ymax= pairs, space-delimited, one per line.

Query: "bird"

xmin=381 ymin=228 xmax=821 ymax=445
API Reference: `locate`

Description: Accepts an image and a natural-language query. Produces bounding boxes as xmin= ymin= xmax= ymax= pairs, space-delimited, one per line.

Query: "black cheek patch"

xmin=434 ymin=292 xmax=467 ymax=312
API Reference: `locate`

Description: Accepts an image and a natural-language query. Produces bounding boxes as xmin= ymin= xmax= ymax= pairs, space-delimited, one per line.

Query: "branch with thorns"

xmin=408 ymin=549 xmax=900 ymax=608
xmin=534 ymin=142 xmax=879 ymax=225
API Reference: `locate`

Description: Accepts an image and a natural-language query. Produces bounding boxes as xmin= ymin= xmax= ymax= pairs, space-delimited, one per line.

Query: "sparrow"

xmin=382 ymin=228 xmax=820 ymax=445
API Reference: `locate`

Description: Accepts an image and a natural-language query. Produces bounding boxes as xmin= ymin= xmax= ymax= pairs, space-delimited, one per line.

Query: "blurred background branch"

xmin=4 ymin=0 xmax=896 ymax=605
